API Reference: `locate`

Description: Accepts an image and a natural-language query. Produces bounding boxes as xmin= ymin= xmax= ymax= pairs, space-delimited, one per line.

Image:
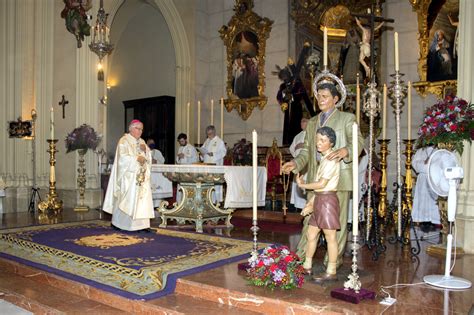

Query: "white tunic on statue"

xmin=151 ymin=149 xmax=165 ymax=164
xmin=103 ymin=133 xmax=155 ymax=231
xmin=289 ymin=130 xmax=307 ymax=209
xmin=176 ymin=143 xmax=199 ymax=164
xmin=412 ymin=146 xmax=440 ymax=224
xmin=201 ymin=136 xmax=227 ymax=202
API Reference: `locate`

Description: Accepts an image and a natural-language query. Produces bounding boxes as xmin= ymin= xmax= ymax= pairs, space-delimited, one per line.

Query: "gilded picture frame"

xmin=410 ymin=0 xmax=459 ymax=98
xmin=219 ymin=0 xmax=273 ymax=120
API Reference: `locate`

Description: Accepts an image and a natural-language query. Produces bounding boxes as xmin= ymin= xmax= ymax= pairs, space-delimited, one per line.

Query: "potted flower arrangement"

xmin=417 ymin=95 xmax=474 ymax=155
xmin=246 ymin=245 xmax=305 ymax=290
xmin=65 ymin=124 xmax=101 ymax=153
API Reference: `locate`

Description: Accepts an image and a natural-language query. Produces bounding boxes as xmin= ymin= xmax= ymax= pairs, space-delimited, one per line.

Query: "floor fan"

xmin=424 ymin=149 xmax=472 ymax=289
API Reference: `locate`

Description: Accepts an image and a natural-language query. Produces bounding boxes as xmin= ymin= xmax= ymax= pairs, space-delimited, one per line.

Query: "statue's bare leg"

xmin=359 ymin=51 xmax=371 ymax=79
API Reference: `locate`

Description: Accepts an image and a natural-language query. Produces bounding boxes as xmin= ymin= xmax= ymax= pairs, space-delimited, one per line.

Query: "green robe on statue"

xmin=293 ymin=109 xmax=364 ymax=266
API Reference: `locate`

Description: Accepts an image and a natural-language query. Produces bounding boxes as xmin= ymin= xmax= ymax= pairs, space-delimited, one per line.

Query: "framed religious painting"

xmin=219 ymin=0 xmax=273 ymax=120
xmin=411 ymin=0 xmax=459 ymax=98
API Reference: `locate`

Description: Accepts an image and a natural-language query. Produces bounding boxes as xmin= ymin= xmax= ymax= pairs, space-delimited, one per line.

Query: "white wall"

xmin=107 ymin=1 xmax=176 ymax=154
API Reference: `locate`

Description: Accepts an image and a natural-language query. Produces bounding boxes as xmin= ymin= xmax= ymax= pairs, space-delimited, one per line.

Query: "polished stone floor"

xmin=1 ymin=207 xmax=473 ymax=314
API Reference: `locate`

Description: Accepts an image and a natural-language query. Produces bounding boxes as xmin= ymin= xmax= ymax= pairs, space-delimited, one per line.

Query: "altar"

xmin=151 ymin=164 xmax=267 ymax=233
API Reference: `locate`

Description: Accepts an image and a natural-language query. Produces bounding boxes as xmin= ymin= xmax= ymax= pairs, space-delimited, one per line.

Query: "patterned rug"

xmin=0 ymin=220 xmax=263 ymax=300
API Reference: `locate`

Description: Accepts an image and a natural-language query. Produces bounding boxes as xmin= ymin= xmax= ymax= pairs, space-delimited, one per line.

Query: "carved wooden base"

xmin=158 ymin=182 xmax=234 ymax=233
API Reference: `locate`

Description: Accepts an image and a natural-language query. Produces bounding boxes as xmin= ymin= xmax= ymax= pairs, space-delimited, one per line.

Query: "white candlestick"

xmin=383 ymin=84 xmax=387 ymax=139
xmin=197 ymin=101 xmax=201 ymax=144
xmin=50 ymin=107 xmax=54 ymax=140
xmin=323 ymin=27 xmax=328 ymax=67
xmin=186 ymin=102 xmax=190 ymax=137
xmin=352 ymin=122 xmax=359 ymax=236
xmin=408 ymin=81 xmax=412 ymax=139
xmin=394 ymin=32 xmax=399 ymax=72
xmin=220 ymin=98 xmax=224 ymax=139
xmin=211 ymin=99 xmax=214 ymax=126
xmin=356 ymin=75 xmax=360 ymax=124
xmin=252 ymin=130 xmax=258 ymax=222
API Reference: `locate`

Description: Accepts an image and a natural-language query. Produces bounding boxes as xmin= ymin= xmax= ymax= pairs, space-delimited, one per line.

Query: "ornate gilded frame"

xmin=410 ymin=0 xmax=458 ymax=98
xmin=219 ymin=0 xmax=273 ymax=120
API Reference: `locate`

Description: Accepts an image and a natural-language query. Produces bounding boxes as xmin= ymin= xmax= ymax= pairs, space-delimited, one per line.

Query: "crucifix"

xmin=58 ymin=95 xmax=69 ymax=119
xmin=353 ymin=5 xmax=394 ymax=82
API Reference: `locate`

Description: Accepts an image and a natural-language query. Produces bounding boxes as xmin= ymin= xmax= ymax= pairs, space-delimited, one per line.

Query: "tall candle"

xmin=323 ymin=26 xmax=328 ymax=67
xmin=220 ymin=98 xmax=224 ymax=139
xmin=252 ymin=130 xmax=258 ymax=222
xmin=352 ymin=122 xmax=359 ymax=236
xmin=356 ymin=75 xmax=360 ymax=124
xmin=211 ymin=99 xmax=214 ymax=126
xmin=383 ymin=84 xmax=387 ymax=139
xmin=408 ymin=81 xmax=412 ymax=139
xmin=394 ymin=32 xmax=399 ymax=72
xmin=186 ymin=102 xmax=190 ymax=137
xmin=197 ymin=101 xmax=201 ymax=144
xmin=50 ymin=107 xmax=54 ymax=140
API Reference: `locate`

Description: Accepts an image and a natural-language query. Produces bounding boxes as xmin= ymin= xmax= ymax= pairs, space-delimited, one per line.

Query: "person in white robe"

xmin=176 ymin=133 xmax=198 ymax=164
xmin=103 ymin=120 xmax=154 ymax=231
xmin=289 ymin=118 xmax=308 ymax=210
xmin=412 ymin=146 xmax=440 ymax=226
xmin=200 ymin=125 xmax=226 ymax=202
xmin=146 ymin=139 xmax=165 ymax=164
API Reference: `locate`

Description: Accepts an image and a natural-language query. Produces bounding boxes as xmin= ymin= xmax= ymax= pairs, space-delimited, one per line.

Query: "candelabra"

xmin=362 ymin=82 xmax=381 ymax=242
xmin=377 ymin=139 xmax=390 ymax=250
xmin=38 ymin=140 xmax=63 ymax=213
xmin=250 ymin=222 xmax=260 ymax=257
xmin=344 ymin=235 xmax=362 ymax=292
xmin=388 ymin=71 xmax=406 ymax=239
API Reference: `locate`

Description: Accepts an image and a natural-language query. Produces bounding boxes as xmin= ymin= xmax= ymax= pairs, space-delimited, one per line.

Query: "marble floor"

xmin=0 ymin=208 xmax=473 ymax=314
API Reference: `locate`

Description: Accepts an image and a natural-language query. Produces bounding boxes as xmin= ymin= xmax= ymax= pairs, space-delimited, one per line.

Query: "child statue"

xmin=296 ymin=126 xmax=341 ymax=282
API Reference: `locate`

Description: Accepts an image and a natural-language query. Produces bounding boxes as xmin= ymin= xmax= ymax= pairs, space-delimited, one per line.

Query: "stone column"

xmin=456 ymin=0 xmax=474 ymax=254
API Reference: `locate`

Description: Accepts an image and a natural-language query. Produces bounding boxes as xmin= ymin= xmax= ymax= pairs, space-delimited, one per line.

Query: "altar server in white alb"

xmin=200 ymin=125 xmax=227 ymax=201
xmin=103 ymin=120 xmax=154 ymax=231
xmin=176 ymin=133 xmax=199 ymax=164
xmin=147 ymin=138 xmax=165 ymax=164
xmin=289 ymin=118 xmax=308 ymax=210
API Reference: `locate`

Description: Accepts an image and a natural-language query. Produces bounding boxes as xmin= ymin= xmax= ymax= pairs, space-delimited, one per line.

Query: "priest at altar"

xmin=200 ymin=125 xmax=226 ymax=202
xmin=176 ymin=133 xmax=199 ymax=164
xmin=103 ymin=120 xmax=155 ymax=231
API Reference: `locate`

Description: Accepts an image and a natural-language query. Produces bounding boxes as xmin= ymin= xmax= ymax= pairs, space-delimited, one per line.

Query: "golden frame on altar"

xmin=410 ymin=0 xmax=459 ymax=99
xmin=219 ymin=0 xmax=273 ymax=121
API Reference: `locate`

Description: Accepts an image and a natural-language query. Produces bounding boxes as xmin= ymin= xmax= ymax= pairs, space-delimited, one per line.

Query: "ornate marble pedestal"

xmin=153 ymin=165 xmax=234 ymax=233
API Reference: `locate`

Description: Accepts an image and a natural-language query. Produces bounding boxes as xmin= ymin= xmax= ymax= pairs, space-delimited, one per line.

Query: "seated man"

xmin=147 ymin=139 xmax=165 ymax=164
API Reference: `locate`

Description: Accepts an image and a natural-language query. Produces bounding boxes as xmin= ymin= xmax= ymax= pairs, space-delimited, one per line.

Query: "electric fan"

xmin=424 ymin=149 xmax=472 ymax=289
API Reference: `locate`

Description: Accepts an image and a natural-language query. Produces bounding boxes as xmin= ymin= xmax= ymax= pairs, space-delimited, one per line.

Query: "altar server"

xmin=103 ymin=120 xmax=154 ymax=231
xmin=200 ymin=125 xmax=226 ymax=201
xmin=176 ymin=133 xmax=199 ymax=164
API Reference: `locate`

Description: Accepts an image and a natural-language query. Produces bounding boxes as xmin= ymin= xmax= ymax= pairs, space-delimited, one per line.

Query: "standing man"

xmin=147 ymin=138 xmax=165 ymax=164
xmin=282 ymin=83 xmax=364 ymax=269
xmin=176 ymin=133 xmax=198 ymax=164
xmin=289 ymin=118 xmax=309 ymax=210
xmin=200 ymin=125 xmax=227 ymax=201
xmin=103 ymin=120 xmax=154 ymax=231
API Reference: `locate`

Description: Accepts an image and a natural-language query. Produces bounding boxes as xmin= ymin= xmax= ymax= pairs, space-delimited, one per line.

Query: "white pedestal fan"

xmin=424 ymin=149 xmax=472 ymax=289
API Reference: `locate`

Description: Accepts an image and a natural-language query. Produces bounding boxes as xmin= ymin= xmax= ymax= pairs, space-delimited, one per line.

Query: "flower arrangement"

xmin=65 ymin=124 xmax=102 ymax=153
xmin=417 ymin=95 xmax=474 ymax=155
xmin=246 ymin=245 xmax=305 ymax=290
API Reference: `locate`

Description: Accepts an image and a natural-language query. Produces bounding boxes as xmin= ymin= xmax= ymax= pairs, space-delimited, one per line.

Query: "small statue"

xmin=355 ymin=17 xmax=384 ymax=79
xmin=60 ymin=0 xmax=93 ymax=48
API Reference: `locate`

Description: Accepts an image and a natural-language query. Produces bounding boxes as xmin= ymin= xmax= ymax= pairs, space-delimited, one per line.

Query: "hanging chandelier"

xmin=89 ymin=0 xmax=114 ymax=62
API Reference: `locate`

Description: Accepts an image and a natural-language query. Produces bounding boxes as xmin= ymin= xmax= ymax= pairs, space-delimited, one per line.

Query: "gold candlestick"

xmin=38 ymin=139 xmax=63 ymax=213
xmin=402 ymin=139 xmax=414 ymax=247
xmin=377 ymin=139 xmax=390 ymax=246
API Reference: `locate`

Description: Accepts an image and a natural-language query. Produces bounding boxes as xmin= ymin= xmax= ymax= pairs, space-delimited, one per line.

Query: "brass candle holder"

xmin=377 ymin=139 xmax=390 ymax=246
xmin=38 ymin=139 xmax=63 ymax=213
xmin=402 ymin=139 xmax=414 ymax=246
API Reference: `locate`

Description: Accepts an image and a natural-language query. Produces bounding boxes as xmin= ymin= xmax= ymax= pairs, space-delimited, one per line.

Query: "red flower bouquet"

xmin=246 ymin=245 xmax=305 ymax=290
xmin=417 ymin=95 xmax=474 ymax=155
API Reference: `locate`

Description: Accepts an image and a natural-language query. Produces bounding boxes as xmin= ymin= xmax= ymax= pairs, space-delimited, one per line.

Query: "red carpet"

xmin=231 ymin=217 xmax=302 ymax=234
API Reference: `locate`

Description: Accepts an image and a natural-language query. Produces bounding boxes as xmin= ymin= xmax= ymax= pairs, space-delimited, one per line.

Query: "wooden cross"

xmin=58 ymin=95 xmax=69 ymax=119
xmin=353 ymin=4 xmax=395 ymax=82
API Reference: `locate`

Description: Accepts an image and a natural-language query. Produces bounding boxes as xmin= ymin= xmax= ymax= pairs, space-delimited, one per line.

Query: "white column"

xmin=456 ymin=0 xmax=474 ymax=253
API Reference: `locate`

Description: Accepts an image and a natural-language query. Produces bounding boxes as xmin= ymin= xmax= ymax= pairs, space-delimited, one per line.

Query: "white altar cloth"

xmin=151 ymin=164 xmax=267 ymax=209
xmin=150 ymin=166 xmax=173 ymax=207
